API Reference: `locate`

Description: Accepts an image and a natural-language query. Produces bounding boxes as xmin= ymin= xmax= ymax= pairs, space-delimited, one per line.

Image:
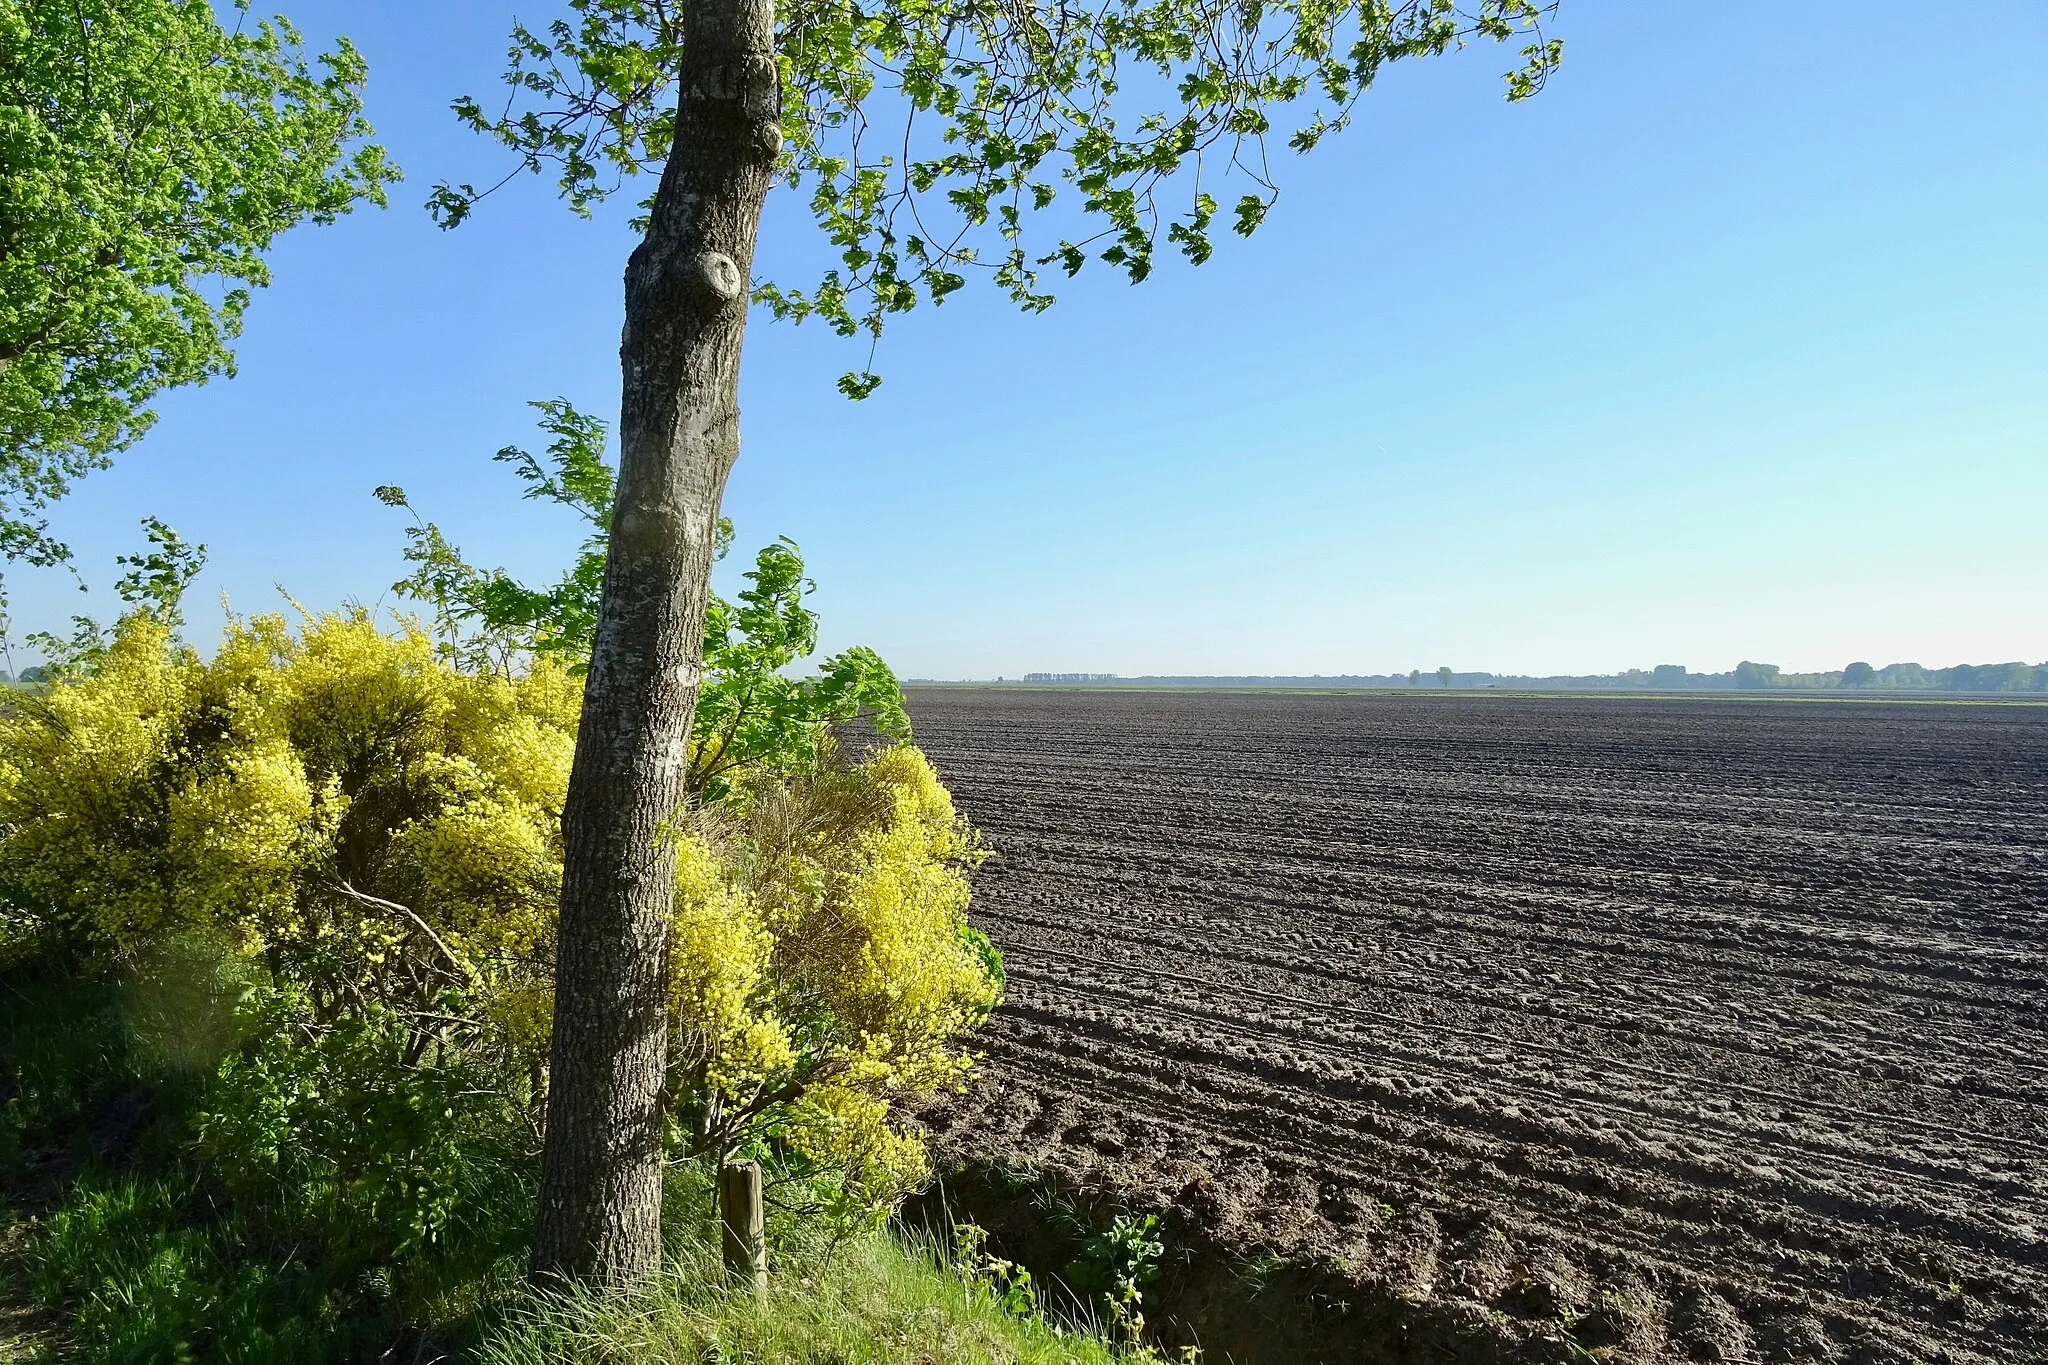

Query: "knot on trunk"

xmin=690 ymin=252 xmax=744 ymax=304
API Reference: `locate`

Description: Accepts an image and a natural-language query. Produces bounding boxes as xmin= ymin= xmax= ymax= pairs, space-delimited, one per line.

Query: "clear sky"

xmin=14 ymin=2 xmax=2046 ymax=678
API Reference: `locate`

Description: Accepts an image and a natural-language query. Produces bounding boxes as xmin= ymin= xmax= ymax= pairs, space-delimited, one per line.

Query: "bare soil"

xmin=905 ymin=689 xmax=2048 ymax=1365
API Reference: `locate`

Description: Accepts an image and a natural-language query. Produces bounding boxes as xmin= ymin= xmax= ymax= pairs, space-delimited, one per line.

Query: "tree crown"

xmin=0 ymin=0 xmax=395 ymax=563
xmin=433 ymin=0 xmax=1558 ymax=396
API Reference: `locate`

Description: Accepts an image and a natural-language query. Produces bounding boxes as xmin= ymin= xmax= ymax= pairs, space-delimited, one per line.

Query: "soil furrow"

xmin=908 ymin=688 xmax=2048 ymax=1364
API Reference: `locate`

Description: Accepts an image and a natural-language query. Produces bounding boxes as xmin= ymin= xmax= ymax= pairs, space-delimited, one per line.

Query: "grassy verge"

xmin=479 ymin=1216 xmax=1119 ymax=1365
xmin=0 ymin=939 xmax=1146 ymax=1364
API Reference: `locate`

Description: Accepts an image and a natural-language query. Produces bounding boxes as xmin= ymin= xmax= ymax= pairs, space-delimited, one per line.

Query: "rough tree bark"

xmin=531 ymin=0 xmax=783 ymax=1286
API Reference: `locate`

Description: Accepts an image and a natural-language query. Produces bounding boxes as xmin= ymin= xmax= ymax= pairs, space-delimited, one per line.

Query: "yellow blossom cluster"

xmin=667 ymin=742 xmax=1001 ymax=1203
xmin=0 ymin=610 xmax=577 ymax=1032
xmin=663 ymin=749 xmax=999 ymax=1203
xmin=0 ymin=612 xmax=999 ymax=1207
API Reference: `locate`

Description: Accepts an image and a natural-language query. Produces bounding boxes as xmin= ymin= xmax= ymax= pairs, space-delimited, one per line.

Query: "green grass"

xmin=477 ymin=1224 xmax=1123 ymax=1365
xmin=0 ymin=938 xmax=1146 ymax=1365
xmin=471 ymin=1159 xmax=1127 ymax=1365
xmin=27 ymin=1170 xmax=407 ymax=1365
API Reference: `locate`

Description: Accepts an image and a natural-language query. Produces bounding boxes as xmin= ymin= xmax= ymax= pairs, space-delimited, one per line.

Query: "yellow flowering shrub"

xmin=0 ymin=620 xmax=202 ymax=945
xmin=0 ymin=612 xmax=577 ymax=1039
xmin=0 ymin=611 xmax=1000 ymax=1216
xmin=671 ymin=742 xmax=1003 ymax=1208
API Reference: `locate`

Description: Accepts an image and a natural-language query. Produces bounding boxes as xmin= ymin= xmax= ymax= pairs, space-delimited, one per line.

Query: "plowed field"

xmin=906 ymin=688 xmax=2048 ymax=1364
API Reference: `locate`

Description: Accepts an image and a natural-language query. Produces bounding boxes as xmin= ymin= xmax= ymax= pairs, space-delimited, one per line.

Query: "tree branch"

xmin=332 ymin=880 xmax=473 ymax=981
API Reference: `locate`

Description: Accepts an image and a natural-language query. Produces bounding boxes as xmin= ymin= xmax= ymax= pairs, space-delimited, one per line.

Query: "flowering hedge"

xmin=0 ymin=610 xmax=996 ymax=1210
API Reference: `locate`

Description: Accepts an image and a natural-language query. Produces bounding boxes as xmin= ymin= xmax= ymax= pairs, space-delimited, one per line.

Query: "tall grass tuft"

xmin=477 ymin=1221 xmax=1122 ymax=1365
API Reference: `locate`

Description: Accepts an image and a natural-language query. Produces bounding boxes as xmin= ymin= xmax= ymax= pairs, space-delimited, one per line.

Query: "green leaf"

xmin=836 ymin=371 xmax=884 ymax=400
xmin=1 ymin=0 xmax=396 ymax=562
xmin=438 ymin=0 xmax=1559 ymax=401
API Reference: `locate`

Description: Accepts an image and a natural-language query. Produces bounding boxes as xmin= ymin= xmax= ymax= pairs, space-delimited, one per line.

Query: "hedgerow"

xmin=0 ymin=410 xmax=1024 ymax=1357
xmin=0 ymin=600 xmax=995 ymax=1214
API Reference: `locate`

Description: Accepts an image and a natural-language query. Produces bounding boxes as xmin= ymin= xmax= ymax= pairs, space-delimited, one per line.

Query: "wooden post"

xmin=718 ymin=1159 xmax=766 ymax=1296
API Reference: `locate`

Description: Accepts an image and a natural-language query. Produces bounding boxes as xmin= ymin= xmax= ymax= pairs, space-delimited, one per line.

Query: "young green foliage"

xmin=0 ymin=0 xmax=395 ymax=565
xmin=433 ymin=0 xmax=1558 ymax=396
xmin=692 ymin=539 xmax=910 ymax=799
xmin=19 ymin=514 xmax=207 ymax=676
xmin=379 ymin=400 xmax=910 ymax=797
xmin=376 ymin=399 xmax=614 ymax=674
xmin=1068 ymin=1213 xmax=1166 ymax=1345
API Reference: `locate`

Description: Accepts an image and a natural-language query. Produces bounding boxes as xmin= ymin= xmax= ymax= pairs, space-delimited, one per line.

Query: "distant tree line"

xmin=982 ymin=661 xmax=2048 ymax=693
xmin=1670 ymin=660 xmax=2045 ymax=693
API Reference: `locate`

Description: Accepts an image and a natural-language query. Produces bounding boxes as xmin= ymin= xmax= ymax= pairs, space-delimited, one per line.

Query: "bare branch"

xmin=332 ymin=880 xmax=474 ymax=982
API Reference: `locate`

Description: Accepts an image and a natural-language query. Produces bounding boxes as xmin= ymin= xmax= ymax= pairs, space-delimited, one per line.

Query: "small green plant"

xmin=952 ymin=1221 xmax=1040 ymax=1319
xmin=1230 ymin=1247 xmax=1290 ymax=1299
xmin=1068 ymin=1213 xmax=1165 ymax=1345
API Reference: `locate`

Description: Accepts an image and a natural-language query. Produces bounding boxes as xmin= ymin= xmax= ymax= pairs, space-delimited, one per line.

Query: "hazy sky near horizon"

xmin=12 ymin=2 xmax=2046 ymax=678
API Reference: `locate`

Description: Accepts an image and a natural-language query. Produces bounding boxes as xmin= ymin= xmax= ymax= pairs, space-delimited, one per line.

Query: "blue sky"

xmin=14 ymin=2 xmax=2046 ymax=678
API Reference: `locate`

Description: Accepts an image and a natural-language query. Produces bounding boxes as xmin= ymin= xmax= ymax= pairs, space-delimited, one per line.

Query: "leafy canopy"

xmin=433 ymin=0 xmax=1557 ymax=398
xmin=378 ymin=400 xmax=909 ymax=797
xmin=0 ymin=0 xmax=395 ymax=563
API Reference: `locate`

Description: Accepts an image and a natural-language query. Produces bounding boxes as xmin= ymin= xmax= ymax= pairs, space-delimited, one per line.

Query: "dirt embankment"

xmin=908 ymin=689 xmax=2048 ymax=1365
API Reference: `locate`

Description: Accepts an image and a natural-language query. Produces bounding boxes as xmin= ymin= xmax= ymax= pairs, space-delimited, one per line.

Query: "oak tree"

xmin=440 ymin=0 xmax=1561 ymax=1284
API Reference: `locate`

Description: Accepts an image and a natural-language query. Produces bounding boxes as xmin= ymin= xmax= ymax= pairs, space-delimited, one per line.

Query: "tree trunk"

xmin=531 ymin=0 xmax=783 ymax=1287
